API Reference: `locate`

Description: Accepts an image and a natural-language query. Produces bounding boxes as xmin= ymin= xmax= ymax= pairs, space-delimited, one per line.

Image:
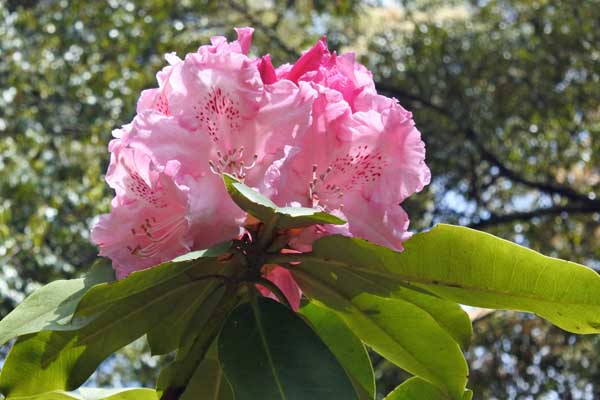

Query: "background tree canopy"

xmin=1 ymin=0 xmax=599 ymax=398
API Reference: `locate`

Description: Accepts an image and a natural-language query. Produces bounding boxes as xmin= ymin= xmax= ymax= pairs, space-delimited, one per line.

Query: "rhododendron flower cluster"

xmin=92 ymin=27 xmax=430 ymax=310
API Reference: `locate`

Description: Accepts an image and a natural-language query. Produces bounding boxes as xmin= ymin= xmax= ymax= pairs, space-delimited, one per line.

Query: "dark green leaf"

xmin=146 ymin=278 xmax=226 ymax=355
xmin=299 ymin=302 xmax=375 ymax=399
xmin=74 ymin=247 xmax=232 ymax=321
xmin=0 ymin=259 xmax=114 ymax=347
xmin=180 ymin=358 xmax=234 ymax=400
xmin=218 ymin=297 xmax=358 ymax=400
xmin=223 ymin=174 xmax=345 ymax=228
xmin=156 ymin=285 xmax=242 ymax=394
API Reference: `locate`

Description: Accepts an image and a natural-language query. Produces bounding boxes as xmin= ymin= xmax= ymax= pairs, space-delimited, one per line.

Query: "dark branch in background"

xmin=377 ymin=83 xmax=449 ymax=116
xmin=463 ymin=127 xmax=598 ymax=205
xmin=468 ymin=202 xmax=600 ymax=229
xmin=377 ymin=82 xmax=600 ymax=226
xmin=227 ymin=0 xmax=298 ymax=58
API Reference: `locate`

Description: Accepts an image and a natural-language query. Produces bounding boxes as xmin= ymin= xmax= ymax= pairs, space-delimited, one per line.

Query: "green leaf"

xmin=381 ymin=283 xmax=472 ymax=350
xmin=0 ymin=259 xmax=114 ymax=347
xmin=295 ymin=284 xmax=467 ymax=399
xmin=180 ymin=358 xmax=234 ymax=400
xmin=284 ymin=244 xmax=469 ymax=397
xmin=299 ymin=302 xmax=375 ymax=399
xmin=384 ymin=377 xmax=472 ymax=400
xmin=218 ymin=297 xmax=358 ymax=400
xmin=8 ymin=388 xmax=158 ymax=400
xmin=156 ymin=285 xmax=242 ymax=395
xmin=0 ymin=257 xmax=235 ymax=396
xmin=145 ymin=282 xmax=221 ymax=356
xmin=74 ymin=246 xmax=231 ymax=321
xmin=78 ymin=388 xmax=158 ymax=400
xmin=155 ymin=288 xmax=227 ymax=387
xmin=300 ymin=224 xmax=600 ymax=334
xmin=223 ymin=174 xmax=345 ymax=228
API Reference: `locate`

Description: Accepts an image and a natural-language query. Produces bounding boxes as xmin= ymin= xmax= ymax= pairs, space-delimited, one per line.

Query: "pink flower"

xmin=92 ymin=30 xmax=430 ymax=310
xmin=267 ymin=38 xmax=431 ymax=251
xmin=91 ymin=147 xmax=191 ymax=279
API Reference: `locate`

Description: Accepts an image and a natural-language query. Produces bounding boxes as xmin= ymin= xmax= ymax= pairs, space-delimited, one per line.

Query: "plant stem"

xmin=257 ymin=214 xmax=280 ymax=250
xmin=264 ymin=253 xmax=304 ymax=265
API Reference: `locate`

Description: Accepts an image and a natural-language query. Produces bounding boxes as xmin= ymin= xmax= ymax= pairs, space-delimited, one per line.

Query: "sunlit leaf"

xmin=384 ymin=377 xmax=472 ymax=400
xmin=0 ymin=260 xmax=114 ymax=347
xmin=297 ymin=224 xmax=600 ymax=334
xmin=223 ymin=174 xmax=345 ymax=228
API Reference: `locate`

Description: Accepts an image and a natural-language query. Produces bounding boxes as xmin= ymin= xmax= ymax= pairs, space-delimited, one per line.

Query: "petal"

xmin=183 ymin=174 xmax=246 ymax=250
xmin=284 ymin=36 xmax=330 ymax=83
xmin=126 ymin=113 xmax=213 ymax=178
xmin=234 ymin=27 xmax=254 ymax=54
xmin=92 ymin=158 xmax=192 ymax=278
xmin=92 ymin=203 xmax=191 ymax=278
xmin=168 ymin=49 xmax=262 ymax=135
xmin=258 ymin=266 xmax=303 ymax=311
xmin=259 ymin=54 xmax=277 ymax=84
xmin=246 ymin=80 xmax=316 ymax=187
xmin=341 ymin=196 xmax=411 ymax=251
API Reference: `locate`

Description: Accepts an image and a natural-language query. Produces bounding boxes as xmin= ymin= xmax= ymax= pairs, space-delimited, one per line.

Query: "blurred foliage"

xmin=0 ymin=0 xmax=599 ymax=398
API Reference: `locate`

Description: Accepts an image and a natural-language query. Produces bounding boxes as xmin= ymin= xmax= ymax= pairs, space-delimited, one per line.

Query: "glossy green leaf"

xmin=8 ymin=388 xmax=158 ymax=400
xmin=0 ymin=257 xmax=235 ymax=396
xmin=180 ymin=358 xmax=234 ymax=400
xmin=0 ymin=260 xmax=114 ymax=347
xmin=292 ymin=276 xmax=468 ymax=399
xmin=223 ymin=174 xmax=345 ymax=228
xmin=384 ymin=377 xmax=473 ymax=400
xmin=218 ymin=297 xmax=358 ymax=400
xmin=299 ymin=302 xmax=375 ymax=399
xmin=298 ymin=224 xmax=600 ymax=334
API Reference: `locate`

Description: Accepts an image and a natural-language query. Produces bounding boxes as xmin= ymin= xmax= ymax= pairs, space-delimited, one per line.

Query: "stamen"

xmin=208 ymin=160 xmax=222 ymax=175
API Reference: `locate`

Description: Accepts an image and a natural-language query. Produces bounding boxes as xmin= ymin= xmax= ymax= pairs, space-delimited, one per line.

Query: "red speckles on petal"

xmin=126 ymin=214 xmax=187 ymax=258
xmin=154 ymin=94 xmax=170 ymax=115
xmin=127 ymin=171 xmax=168 ymax=208
xmin=194 ymin=87 xmax=241 ymax=143
xmin=310 ymin=145 xmax=388 ymax=207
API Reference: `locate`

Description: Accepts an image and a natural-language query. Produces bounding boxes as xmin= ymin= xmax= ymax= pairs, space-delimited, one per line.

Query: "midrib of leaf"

xmin=213 ymin=365 xmax=223 ymax=400
xmin=250 ymin=297 xmax=288 ymax=400
xmin=294 ymin=255 xmax=597 ymax=308
xmin=294 ymin=262 xmax=467 ymax=348
xmin=293 ymin=269 xmax=451 ymax=397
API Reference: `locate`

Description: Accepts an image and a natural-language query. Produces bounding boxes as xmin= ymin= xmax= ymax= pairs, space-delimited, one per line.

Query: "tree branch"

xmin=468 ymin=202 xmax=600 ymax=229
xmin=377 ymin=82 xmax=597 ymax=206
